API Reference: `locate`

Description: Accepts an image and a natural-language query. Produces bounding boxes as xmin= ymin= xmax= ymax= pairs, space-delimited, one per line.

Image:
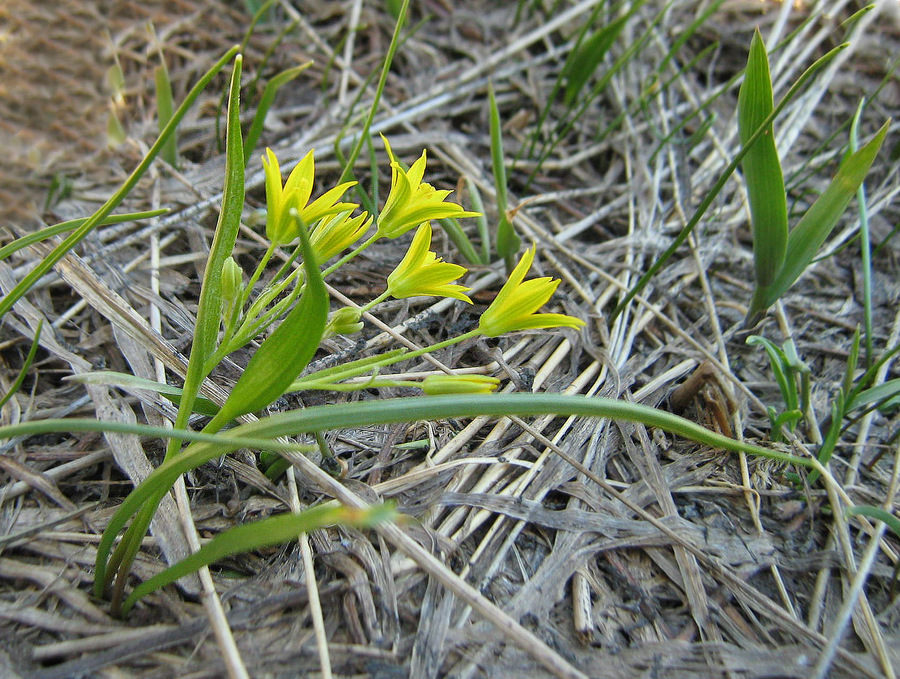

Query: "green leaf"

xmin=739 ymin=29 xmax=788 ymax=299
xmin=207 ymin=217 xmax=328 ymax=427
xmin=747 ymin=335 xmax=798 ymax=412
xmin=762 ymin=119 xmax=889 ymax=309
xmin=562 ymin=12 xmax=629 ymax=106
xmin=0 ymin=321 xmax=42 ymax=410
xmin=489 ymin=83 xmax=520 ymax=271
xmin=846 ymin=505 xmax=900 ymax=539
xmin=121 ymin=503 xmax=398 ymax=614
xmin=0 ymin=45 xmax=240 ymax=320
xmin=846 ymin=378 xmax=900 ymax=412
xmin=167 ymin=54 xmax=245 ymax=454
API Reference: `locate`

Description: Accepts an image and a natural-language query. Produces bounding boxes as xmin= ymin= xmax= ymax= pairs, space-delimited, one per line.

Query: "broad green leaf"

xmin=763 ymin=120 xmax=889 ymax=309
xmin=168 ymin=54 xmax=245 ymax=454
xmin=121 ymin=503 xmax=398 ymax=614
xmin=207 ymin=218 xmax=328 ymax=428
xmin=0 ymin=45 xmax=240 ymax=320
xmin=65 ymin=371 xmax=221 ymax=417
xmin=0 ymin=210 xmax=168 ymax=262
xmin=739 ymin=29 xmax=788 ymax=295
xmin=243 ymin=62 xmax=312 ymax=164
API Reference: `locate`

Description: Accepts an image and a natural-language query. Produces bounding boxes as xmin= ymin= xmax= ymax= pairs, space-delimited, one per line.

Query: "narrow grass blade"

xmin=0 ymin=321 xmax=42 ymax=410
xmin=762 ymin=120 xmax=889 ymax=309
xmin=85 ymin=390 xmax=815 ymax=594
xmin=154 ymin=61 xmax=178 ymax=168
xmin=746 ymin=335 xmax=797 ymax=412
xmin=739 ymin=30 xmax=788 ymax=319
xmin=610 ymin=43 xmax=848 ymax=323
xmin=0 ymin=46 xmax=240 ymax=320
xmin=167 ymin=54 xmax=245 ymax=453
xmin=207 ymin=218 xmax=328 ymax=428
xmin=850 ymin=100 xmax=874 ymax=367
xmin=65 ymin=371 xmax=221 ymax=417
xmin=336 ymin=0 xmax=410 ymax=185
xmin=243 ymin=62 xmax=312 ymax=163
xmin=562 ymin=11 xmax=629 ymax=106
xmin=439 ymin=217 xmax=483 ymax=265
xmin=489 ymin=83 xmax=520 ymax=271
xmin=0 ymin=210 xmax=168 ymax=262
xmin=846 ymin=505 xmax=900 ymax=539
xmin=121 ymin=503 xmax=398 ymax=614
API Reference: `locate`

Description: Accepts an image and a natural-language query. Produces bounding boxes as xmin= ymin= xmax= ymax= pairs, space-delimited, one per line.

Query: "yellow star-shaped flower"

xmin=262 ymin=148 xmax=358 ymax=245
xmin=309 ymin=210 xmax=373 ymax=265
xmin=375 ymin=136 xmax=480 ymax=239
xmin=477 ymin=245 xmax=585 ymax=337
xmin=386 ymin=223 xmax=472 ymax=302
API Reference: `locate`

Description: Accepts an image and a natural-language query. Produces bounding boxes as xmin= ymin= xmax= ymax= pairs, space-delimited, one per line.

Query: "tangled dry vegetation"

xmin=2 ymin=0 xmax=900 ymax=677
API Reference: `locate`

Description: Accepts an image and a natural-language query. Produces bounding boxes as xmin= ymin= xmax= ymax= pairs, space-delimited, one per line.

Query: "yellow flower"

xmin=309 ymin=210 xmax=373 ymax=264
xmin=375 ymin=136 xmax=480 ymax=238
xmin=262 ymin=148 xmax=358 ymax=245
xmin=386 ymin=224 xmax=472 ymax=302
xmin=477 ymin=245 xmax=585 ymax=337
xmin=423 ymin=374 xmax=501 ymax=395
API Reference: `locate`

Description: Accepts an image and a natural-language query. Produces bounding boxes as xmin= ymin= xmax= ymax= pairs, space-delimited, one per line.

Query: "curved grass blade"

xmin=740 ymin=29 xmax=788 ymax=321
xmin=0 ymin=321 xmax=42 ymax=410
xmin=0 ymin=46 xmax=240 ymax=320
xmin=846 ymin=505 xmax=900 ymax=539
xmin=610 ymin=42 xmax=848 ymax=323
xmin=562 ymin=10 xmax=629 ymax=107
xmin=121 ymin=503 xmax=398 ymax=614
xmin=762 ymin=120 xmax=889 ymax=310
xmin=0 ymin=210 xmax=168 ymax=262
xmin=154 ymin=58 xmax=177 ymax=168
xmin=84 ymin=390 xmax=816 ymax=600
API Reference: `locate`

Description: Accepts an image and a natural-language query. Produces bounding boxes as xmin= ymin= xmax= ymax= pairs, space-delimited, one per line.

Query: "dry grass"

xmin=2 ymin=1 xmax=900 ymax=677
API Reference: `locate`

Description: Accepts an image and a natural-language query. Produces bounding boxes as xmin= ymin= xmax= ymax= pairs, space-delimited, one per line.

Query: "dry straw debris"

xmin=2 ymin=1 xmax=900 ymax=677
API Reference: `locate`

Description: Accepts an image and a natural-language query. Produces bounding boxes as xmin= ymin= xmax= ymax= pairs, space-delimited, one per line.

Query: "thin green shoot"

xmin=154 ymin=51 xmax=178 ymax=168
xmin=121 ymin=503 xmax=399 ymax=615
xmin=850 ymin=99 xmax=874 ymax=368
xmin=243 ymin=62 xmax=313 ymax=164
xmin=489 ymin=82 xmax=520 ymax=271
xmin=0 ymin=321 xmax=42 ymax=410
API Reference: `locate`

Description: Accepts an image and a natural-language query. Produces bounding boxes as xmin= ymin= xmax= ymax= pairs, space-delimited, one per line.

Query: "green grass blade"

xmin=562 ymin=11 xmax=629 ymax=106
xmin=846 ymin=505 xmax=900 ymax=539
xmin=154 ymin=61 xmax=178 ymax=168
xmin=762 ymin=120 xmax=889 ymax=309
xmin=0 ymin=46 xmax=240 ymax=320
xmin=850 ymin=100 xmax=874 ymax=367
xmin=120 ymin=503 xmax=398 ymax=614
xmin=65 ymin=371 xmax=221 ymax=417
xmin=439 ymin=217 xmax=483 ymax=265
xmin=167 ymin=54 xmax=245 ymax=455
xmin=86 ymin=390 xmax=815 ymax=594
xmin=243 ymin=62 xmax=312 ymax=163
xmin=746 ymin=335 xmax=797 ymax=412
xmin=739 ymin=29 xmax=788 ymax=318
xmin=0 ymin=210 xmax=168 ymax=262
xmin=610 ymin=42 xmax=848 ymax=323
xmin=0 ymin=321 xmax=42 ymax=410
xmin=337 ymin=0 xmax=410 ymax=185
xmin=489 ymin=82 xmax=520 ymax=270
